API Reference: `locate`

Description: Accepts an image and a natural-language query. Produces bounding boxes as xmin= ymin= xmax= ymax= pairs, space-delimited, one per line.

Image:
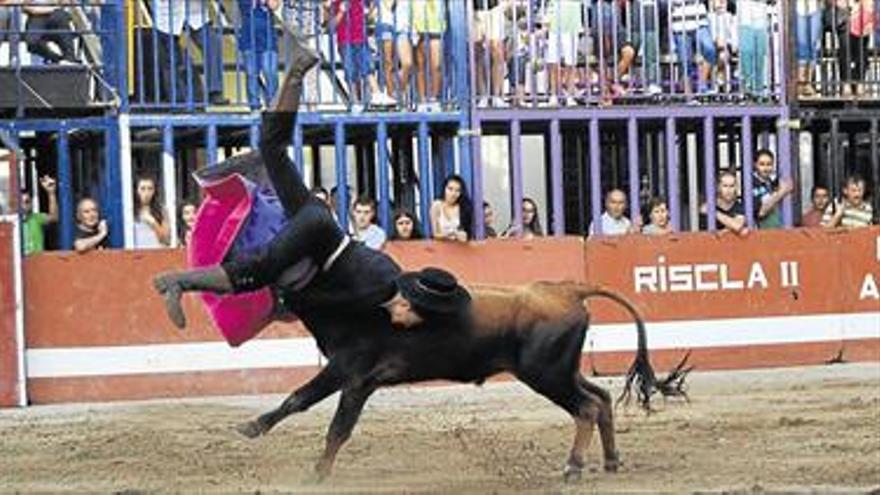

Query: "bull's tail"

xmin=581 ymin=288 xmax=692 ymax=412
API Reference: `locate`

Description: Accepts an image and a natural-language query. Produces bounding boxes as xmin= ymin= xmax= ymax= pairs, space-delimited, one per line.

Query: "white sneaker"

xmin=350 ymin=103 xmax=364 ymax=114
xmin=416 ymin=102 xmax=430 ymax=113
xmin=565 ymin=97 xmax=577 ymax=107
xmin=647 ymin=84 xmax=662 ymax=95
xmin=491 ymin=96 xmax=507 ymax=108
xmin=547 ymin=95 xmax=559 ymax=107
xmin=372 ymin=92 xmax=397 ymax=107
xmin=477 ymin=97 xmax=489 ymax=107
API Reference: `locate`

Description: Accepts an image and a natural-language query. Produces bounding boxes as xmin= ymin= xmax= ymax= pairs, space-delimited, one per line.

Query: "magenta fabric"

xmin=333 ymin=0 xmax=366 ymax=44
xmin=187 ymin=173 xmax=276 ymax=347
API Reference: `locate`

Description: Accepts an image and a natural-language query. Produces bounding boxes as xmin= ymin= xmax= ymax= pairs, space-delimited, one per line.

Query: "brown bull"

xmin=235 ymin=281 xmax=689 ymax=482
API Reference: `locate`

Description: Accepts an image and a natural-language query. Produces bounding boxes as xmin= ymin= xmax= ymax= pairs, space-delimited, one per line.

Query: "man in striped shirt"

xmin=822 ymin=174 xmax=874 ymax=229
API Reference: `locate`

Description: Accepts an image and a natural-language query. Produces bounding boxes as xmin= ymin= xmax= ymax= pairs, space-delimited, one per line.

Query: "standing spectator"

xmin=178 ymin=199 xmax=199 ymax=247
xmin=800 ymin=184 xmax=830 ymax=227
xmin=237 ymin=0 xmax=279 ymax=109
xmin=671 ymin=0 xmax=716 ymax=97
xmin=700 ymin=171 xmax=748 ymax=235
xmin=20 ymin=175 xmax=58 ymax=255
xmin=738 ymin=0 xmax=770 ymax=98
xmin=153 ymin=0 xmax=225 ymax=104
xmin=375 ymin=0 xmax=414 ymax=106
xmin=822 ymin=174 xmax=874 ymax=228
xmin=133 ymin=176 xmax=171 ymax=248
xmin=641 ymin=196 xmax=674 ymax=234
xmin=474 ymin=0 xmax=510 ymax=107
xmin=708 ymin=0 xmax=737 ymax=92
xmin=835 ymin=0 xmax=875 ymax=96
xmin=430 ymin=174 xmax=472 ymax=242
xmin=412 ymin=0 xmax=446 ymax=111
xmin=502 ymin=197 xmax=544 ymax=239
xmin=351 ymin=196 xmax=387 ymax=249
xmin=589 ymin=188 xmax=637 ymax=236
xmin=390 ymin=208 xmax=424 ymax=240
xmin=546 ymin=0 xmax=582 ymax=106
xmin=598 ymin=0 xmax=638 ymax=98
xmin=73 ymin=197 xmax=109 ymax=253
xmin=327 ymin=0 xmax=393 ymax=111
xmin=752 ymin=149 xmax=794 ymax=229
xmin=482 ymin=200 xmax=497 ymax=237
xmin=24 ymin=1 xmax=78 ymax=64
xmin=795 ymin=0 xmax=822 ymax=97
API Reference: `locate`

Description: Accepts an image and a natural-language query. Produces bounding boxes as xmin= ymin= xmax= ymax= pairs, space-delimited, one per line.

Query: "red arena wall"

xmin=11 ymin=228 xmax=880 ymax=405
xmin=0 ymin=222 xmax=20 ymax=407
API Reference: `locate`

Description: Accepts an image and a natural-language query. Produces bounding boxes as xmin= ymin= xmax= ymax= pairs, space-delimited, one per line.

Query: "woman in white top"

xmin=133 ymin=176 xmax=171 ymax=249
xmin=429 ymin=175 xmax=472 ymax=242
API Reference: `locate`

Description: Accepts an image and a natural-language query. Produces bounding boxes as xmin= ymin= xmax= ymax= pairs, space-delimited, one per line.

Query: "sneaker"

xmin=351 ymin=103 xmax=364 ymax=114
xmin=547 ymin=95 xmax=559 ymax=107
xmin=565 ymin=97 xmax=578 ymax=107
xmin=491 ymin=96 xmax=507 ymax=108
xmin=646 ymin=84 xmax=662 ymax=96
xmin=477 ymin=97 xmax=489 ymax=107
xmin=371 ymin=92 xmax=397 ymax=107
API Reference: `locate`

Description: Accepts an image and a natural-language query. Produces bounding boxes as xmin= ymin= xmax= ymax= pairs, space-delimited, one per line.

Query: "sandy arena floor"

xmin=1 ymin=363 xmax=879 ymax=493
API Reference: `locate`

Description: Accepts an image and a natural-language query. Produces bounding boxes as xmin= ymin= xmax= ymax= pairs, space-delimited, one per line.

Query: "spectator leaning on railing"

xmin=641 ymin=196 xmax=674 ymax=235
xmin=73 ymin=197 xmax=109 ymax=253
xmin=800 ymin=184 xmax=830 ymax=227
xmin=390 ymin=208 xmax=424 ymax=241
xmin=430 ymin=174 xmax=472 ymax=242
xmin=752 ymin=149 xmax=794 ymax=229
xmin=589 ymin=188 xmax=638 ymax=236
xmin=821 ymin=174 xmax=874 ymax=228
xmin=700 ymin=171 xmax=748 ymax=236
xmin=20 ymin=175 xmax=58 ymax=255
xmin=351 ymin=196 xmax=387 ymax=250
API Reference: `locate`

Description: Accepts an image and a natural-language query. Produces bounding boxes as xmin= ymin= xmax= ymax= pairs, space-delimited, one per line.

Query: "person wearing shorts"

xmin=412 ymin=0 xmax=446 ymax=110
xmin=328 ymin=0 xmax=392 ymax=109
xmin=596 ymin=0 xmax=639 ymax=96
xmin=474 ymin=0 xmax=509 ymax=106
xmin=546 ymin=0 xmax=583 ymax=105
xmin=375 ymin=0 xmax=412 ymax=105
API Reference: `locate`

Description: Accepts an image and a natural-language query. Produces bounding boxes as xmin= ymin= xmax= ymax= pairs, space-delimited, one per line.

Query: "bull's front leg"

xmin=314 ymin=384 xmax=375 ymax=481
xmin=237 ymin=361 xmax=343 ymax=439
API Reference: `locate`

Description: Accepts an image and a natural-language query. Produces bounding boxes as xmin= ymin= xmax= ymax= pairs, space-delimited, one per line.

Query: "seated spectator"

xmin=237 ymin=0 xmax=279 ymax=110
xmin=671 ymin=0 xmax=716 ymax=97
xmin=412 ymin=0 xmax=445 ymax=111
xmin=752 ymin=149 xmax=794 ymax=229
xmin=641 ymin=196 xmax=674 ymax=235
xmin=546 ymin=0 xmax=582 ymax=106
xmin=700 ymin=171 xmax=748 ymax=235
xmin=133 ymin=175 xmax=171 ymax=248
xmin=73 ymin=197 xmax=109 ymax=253
xmin=351 ymin=196 xmax=387 ymax=249
xmin=708 ymin=0 xmax=737 ymax=92
xmin=390 ymin=208 xmax=424 ymax=240
xmin=327 ymin=0 xmax=393 ymax=112
xmin=20 ymin=175 xmax=58 ymax=255
xmin=589 ymin=188 xmax=637 ymax=236
xmin=502 ymin=197 xmax=544 ymax=239
xmin=800 ymin=184 xmax=829 ymax=227
xmin=483 ymin=200 xmax=497 ymax=238
xmin=822 ymin=174 xmax=874 ymax=228
xmin=178 ymin=199 xmax=198 ymax=247
xmin=430 ymin=174 xmax=472 ymax=242
xmin=24 ymin=2 xmax=78 ymax=64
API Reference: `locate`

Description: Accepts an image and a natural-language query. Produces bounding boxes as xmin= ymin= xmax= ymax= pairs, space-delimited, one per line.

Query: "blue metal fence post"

xmin=101 ymin=1 xmax=128 ymax=109
xmin=510 ymin=119 xmax=523 ymax=233
xmin=777 ymin=112 xmax=793 ymax=226
xmin=666 ymin=117 xmax=680 ymax=231
xmin=704 ymin=116 xmax=717 ymax=232
xmin=742 ymin=116 xmax=755 ymax=228
xmin=627 ymin=118 xmax=640 ymax=222
xmin=470 ymin=125 xmax=484 ymax=239
xmin=206 ymin=124 xmax=218 ymax=168
xmin=377 ymin=121 xmax=391 ymax=232
xmin=589 ymin=118 xmax=602 ymax=235
xmin=294 ymin=122 xmax=304 ymax=176
xmin=334 ymin=122 xmax=349 ymax=232
xmin=549 ymin=119 xmax=564 ymax=235
xmin=417 ymin=121 xmax=432 ymax=237
xmin=250 ymin=123 xmax=260 ymax=150
xmin=104 ymin=121 xmax=124 ymax=247
xmin=56 ymin=127 xmax=73 ymax=250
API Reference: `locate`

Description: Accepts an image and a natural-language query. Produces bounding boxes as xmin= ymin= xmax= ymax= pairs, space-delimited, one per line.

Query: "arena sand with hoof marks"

xmin=1 ymin=363 xmax=878 ymax=493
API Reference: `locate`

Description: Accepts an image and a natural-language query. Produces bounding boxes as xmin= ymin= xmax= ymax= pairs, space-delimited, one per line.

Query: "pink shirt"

xmin=333 ymin=0 xmax=366 ymax=44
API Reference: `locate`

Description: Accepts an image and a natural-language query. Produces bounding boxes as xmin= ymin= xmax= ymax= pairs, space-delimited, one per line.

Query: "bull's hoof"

xmin=604 ymin=457 xmax=622 ymax=473
xmin=562 ymin=464 xmax=582 ymax=483
xmin=314 ymin=460 xmax=332 ymax=482
xmin=235 ymin=420 xmax=265 ymax=439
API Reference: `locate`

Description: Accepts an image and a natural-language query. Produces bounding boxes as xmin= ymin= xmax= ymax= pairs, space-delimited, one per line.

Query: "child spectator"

xmin=502 ymin=197 xmax=544 ymax=239
xmin=483 ymin=200 xmax=497 ymax=237
xmin=752 ymin=149 xmax=794 ymax=229
xmin=375 ymin=0 xmax=414 ymax=106
xmin=795 ymin=0 xmax=822 ymax=97
xmin=641 ymin=196 xmax=674 ymax=234
xmin=327 ymin=0 xmax=394 ymax=111
xmin=20 ymin=175 xmax=58 ymax=255
xmin=835 ymin=0 xmax=875 ymax=96
xmin=546 ymin=0 xmax=583 ymax=106
xmin=708 ymin=0 xmax=737 ymax=92
xmin=800 ymin=184 xmax=829 ymax=227
xmin=178 ymin=199 xmax=199 ymax=247
xmin=390 ymin=207 xmax=424 ymax=240
xmin=412 ymin=0 xmax=446 ymax=111
xmin=430 ymin=174 xmax=472 ymax=242
xmin=73 ymin=197 xmax=109 ymax=253
xmin=670 ymin=0 xmax=716 ymax=97
xmin=589 ymin=188 xmax=637 ymax=236
xmin=237 ymin=0 xmax=279 ymax=109
xmin=738 ymin=0 xmax=771 ymax=98
xmin=822 ymin=175 xmax=874 ymax=228
xmin=700 ymin=171 xmax=748 ymax=235
xmin=133 ymin=175 xmax=171 ymax=248
xmin=351 ymin=196 xmax=387 ymax=249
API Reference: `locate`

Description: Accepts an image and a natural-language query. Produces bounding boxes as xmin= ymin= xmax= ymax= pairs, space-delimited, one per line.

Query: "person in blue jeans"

xmin=670 ymin=0 xmax=716 ymax=96
xmin=237 ymin=0 xmax=279 ymax=109
xmin=795 ymin=0 xmax=822 ymax=97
